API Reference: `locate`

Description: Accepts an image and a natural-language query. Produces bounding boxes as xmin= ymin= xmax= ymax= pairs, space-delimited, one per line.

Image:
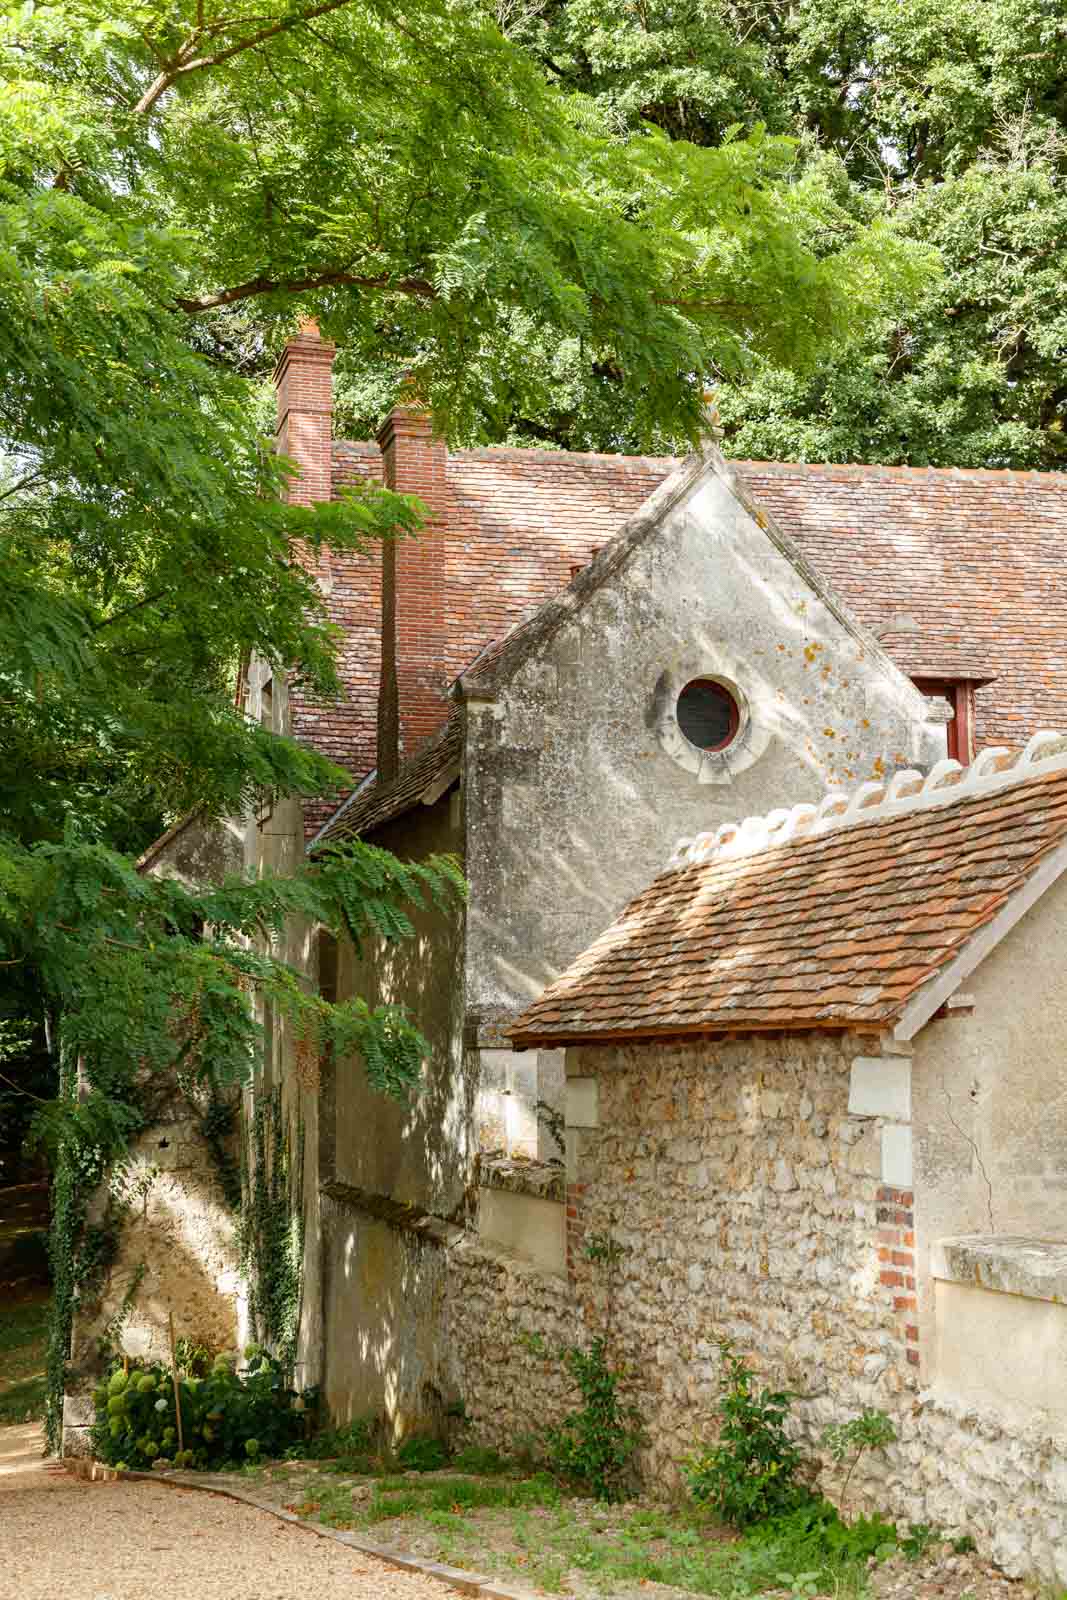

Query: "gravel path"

xmin=0 ymin=1426 xmax=455 ymax=1600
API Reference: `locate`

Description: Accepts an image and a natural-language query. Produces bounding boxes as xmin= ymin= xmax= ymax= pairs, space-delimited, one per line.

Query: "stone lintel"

xmin=933 ymin=1234 xmax=1067 ymax=1305
xmin=477 ymin=1153 xmax=564 ymax=1204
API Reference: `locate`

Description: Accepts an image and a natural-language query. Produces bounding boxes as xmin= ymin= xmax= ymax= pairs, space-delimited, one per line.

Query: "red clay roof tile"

xmin=310 ymin=440 xmax=1067 ymax=842
xmin=510 ymin=738 xmax=1067 ymax=1046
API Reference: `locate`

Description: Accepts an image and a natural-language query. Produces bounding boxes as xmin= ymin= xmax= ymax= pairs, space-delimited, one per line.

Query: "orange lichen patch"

xmin=511 ymin=756 xmax=1067 ymax=1047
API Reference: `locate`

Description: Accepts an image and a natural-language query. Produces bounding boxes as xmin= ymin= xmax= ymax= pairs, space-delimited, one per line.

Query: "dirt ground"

xmin=0 ymin=1431 xmax=1039 ymax=1600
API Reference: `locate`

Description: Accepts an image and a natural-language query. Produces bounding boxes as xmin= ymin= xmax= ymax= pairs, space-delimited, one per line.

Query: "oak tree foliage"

xmin=504 ymin=0 xmax=1067 ymax=464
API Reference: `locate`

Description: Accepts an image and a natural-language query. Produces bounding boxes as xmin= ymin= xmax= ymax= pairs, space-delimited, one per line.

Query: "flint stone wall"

xmin=445 ymin=1032 xmax=1067 ymax=1582
xmin=447 ymin=1033 xmax=919 ymax=1497
xmin=444 ymin=1233 xmax=577 ymax=1452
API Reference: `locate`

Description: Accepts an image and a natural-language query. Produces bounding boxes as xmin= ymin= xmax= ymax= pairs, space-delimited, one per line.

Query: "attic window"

xmin=913 ymin=677 xmax=978 ymax=766
xmin=677 ymin=679 xmax=740 ymax=753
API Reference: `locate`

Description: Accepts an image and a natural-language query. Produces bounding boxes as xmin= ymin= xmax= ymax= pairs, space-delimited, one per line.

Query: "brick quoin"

xmin=876 ymin=1185 xmax=919 ymax=1375
xmin=565 ymin=1182 xmax=586 ymax=1286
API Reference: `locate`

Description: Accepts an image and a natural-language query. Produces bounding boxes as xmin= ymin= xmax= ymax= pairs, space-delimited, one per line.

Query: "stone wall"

xmin=443 ymin=1029 xmax=1067 ymax=1582
xmin=444 ymin=1232 xmax=578 ymax=1454
xmin=920 ymin=1391 xmax=1067 ymax=1583
xmin=446 ymin=1032 xmax=921 ymax=1505
xmin=64 ymin=1110 xmax=243 ymax=1455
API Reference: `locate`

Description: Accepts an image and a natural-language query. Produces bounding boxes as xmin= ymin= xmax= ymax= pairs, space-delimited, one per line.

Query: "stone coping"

xmin=932 ymin=1234 xmax=1067 ymax=1304
xmin=477 ymin=1153 xmax=565 ymax=1203
xmin=67 ymin=1463 xmax=555 ymax=1600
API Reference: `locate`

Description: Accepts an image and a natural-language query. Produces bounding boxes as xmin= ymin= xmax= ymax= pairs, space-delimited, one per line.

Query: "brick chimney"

xmin=376 ymin=405 xmax=449 ymax=780
xmin=273 ymin=320 xmax=336 ymax=505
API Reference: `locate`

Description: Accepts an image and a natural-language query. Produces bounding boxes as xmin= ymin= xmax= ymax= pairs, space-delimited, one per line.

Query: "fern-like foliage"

xmin=2 ymin=831 xmax=464 ymax=1111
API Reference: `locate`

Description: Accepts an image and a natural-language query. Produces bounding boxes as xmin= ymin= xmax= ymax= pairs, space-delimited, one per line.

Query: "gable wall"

xmin=912 ymin=864 xmax=1067 ymax=1268
xmin=464 ymin=463 xmax=946 ymax=1031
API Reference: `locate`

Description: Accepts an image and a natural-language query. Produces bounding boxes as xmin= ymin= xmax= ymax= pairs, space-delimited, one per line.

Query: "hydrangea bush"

xmin=90 ymin=1346 xmax=313 ymax=1470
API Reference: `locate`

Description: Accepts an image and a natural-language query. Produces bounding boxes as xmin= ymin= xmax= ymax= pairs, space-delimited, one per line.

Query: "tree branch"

xmin=0 ymin=470 xmax=44 ymax=504
xmin=133 ymin=0 xmax=362 ymax=114
xmin=176 ymin=268 xmax=436 ymax=313
xmin=90 ymin=590 xmax=169 ymax=632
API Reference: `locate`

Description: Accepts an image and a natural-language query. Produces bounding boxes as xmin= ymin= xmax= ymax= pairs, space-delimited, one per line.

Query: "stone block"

xmin=881 ymin=1125 xmax=913 ymax=1187
xmin=565 ymin=1077 xmax=599 ymax=1128
xmin=849 ymin=1057 xmax=911 ymax=1120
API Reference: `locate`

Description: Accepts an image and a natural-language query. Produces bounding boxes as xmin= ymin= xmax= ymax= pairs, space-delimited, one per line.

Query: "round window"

xmin=676 ymin=678 xmax=740 ymax=753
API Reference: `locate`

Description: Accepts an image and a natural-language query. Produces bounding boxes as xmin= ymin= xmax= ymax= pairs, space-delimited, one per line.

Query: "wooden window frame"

xmin=914 ymin=677 xmax=977 ymax=766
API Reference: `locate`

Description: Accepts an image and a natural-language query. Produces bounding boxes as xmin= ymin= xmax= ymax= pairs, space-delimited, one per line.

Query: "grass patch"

xmin=362 ymin=1471 xmax=561 ymax=1523
xmin=249 ymin=1459 xmax=919 ymax=1598
xmin=361 ymin=1482 xmax=898 ymax=1597
xmin=0 ymin=1293 xmax=49 ymax=1425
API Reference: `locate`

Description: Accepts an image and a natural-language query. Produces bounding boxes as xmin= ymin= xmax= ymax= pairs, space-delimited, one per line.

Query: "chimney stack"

xmin=273 ymin=320 xmax=336 ymax=505
xmin=376 ymin=405 xmax=449 ymax=780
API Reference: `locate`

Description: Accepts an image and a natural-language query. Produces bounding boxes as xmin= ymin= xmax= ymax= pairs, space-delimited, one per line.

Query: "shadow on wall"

xmin=318 ymin=794 xmax=472 ymax=1428
xmin=465 ymin=520 xmax=942 ymax=1024
xmin=322 ymin=1194 xmax=457 ymax=1437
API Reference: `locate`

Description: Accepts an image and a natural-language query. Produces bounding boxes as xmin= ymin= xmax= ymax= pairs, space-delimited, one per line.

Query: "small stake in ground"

xmin=168 ymin=1310 xmax=184 ymax=1455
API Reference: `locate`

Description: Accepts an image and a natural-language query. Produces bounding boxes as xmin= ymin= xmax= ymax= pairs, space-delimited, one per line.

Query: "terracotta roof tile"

xmin=311 ymin=713 xmax=461 ymax=847
xmin=510 ymin=736 xmax=1067 ymax=1046
xmin=309 ymin=440 xmax=1067 ymax=842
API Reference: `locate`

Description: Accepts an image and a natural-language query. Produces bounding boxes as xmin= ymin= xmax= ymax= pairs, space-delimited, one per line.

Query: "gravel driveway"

xmin=0 ymin=1425 xmax=455 ymax=1600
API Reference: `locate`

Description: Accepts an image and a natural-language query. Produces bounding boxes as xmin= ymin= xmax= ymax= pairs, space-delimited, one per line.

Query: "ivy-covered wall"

xmin=62 ymin=1107 xmax=244 ymax=1456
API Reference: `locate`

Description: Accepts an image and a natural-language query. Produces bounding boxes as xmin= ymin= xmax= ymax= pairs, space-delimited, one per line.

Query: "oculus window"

xmin=676 ymin=678 xmax=740 ymax=753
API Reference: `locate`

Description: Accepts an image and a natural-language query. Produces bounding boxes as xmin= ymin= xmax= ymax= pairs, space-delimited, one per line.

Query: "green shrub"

xmin=821 ymin=1409 xmax=897 ymax=1499
xmin=452 ymin=1444 xmax=510 ymax=1475
xmin=546 ymin=1337 xmax=640 ymax=1502
xmin=317 ymin=1415 xmax=375 ymax=1456
xmin=396 ymin=1435 xmax=448 ymax=1472
xmin=90 ymin=1349 xmax=311 ymax=1470
xmin=747 ymin=1499 xmax=897 ymax=1562
xmin=685 ymin=1337 xmax=807 ymax=1527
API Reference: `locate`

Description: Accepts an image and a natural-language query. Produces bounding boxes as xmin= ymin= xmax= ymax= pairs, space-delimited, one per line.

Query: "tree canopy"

xmin=4 ymin=0 xmax=933 ymax=446
xmin=0 ymin=0 xmax=944 ymax=1153
xmin=494 ymin=0 xmax=1067 ymax=465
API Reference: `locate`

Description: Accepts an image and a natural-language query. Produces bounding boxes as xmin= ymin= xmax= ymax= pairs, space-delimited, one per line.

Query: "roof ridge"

xmin=733 ymin=459 xmax=1067 ymax=483
xmin=667 ymin=731 xmax=1067 ymax=873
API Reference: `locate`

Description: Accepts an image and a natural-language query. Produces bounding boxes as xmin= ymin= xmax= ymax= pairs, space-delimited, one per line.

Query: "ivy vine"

xmin=42 ymin=1058 xmax=305 ymax=1452
xmin=237 ymin=1084 xmax=305 ymax=1372
xmin=41 ymin=1051 xmax=147 ymax=1452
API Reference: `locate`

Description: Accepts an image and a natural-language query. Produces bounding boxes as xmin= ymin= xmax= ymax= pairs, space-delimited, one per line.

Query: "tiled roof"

xmin=312 ymin=712 xmax=462 ymax=847
xmin=305 ymin=443 xmax=675 ymax=841
xmin=509 ymin=733 xmax=1067 ymax=1048
xmin=310 ymin=439 xmax=1067 ymax=843
xmin=737 ymin=460 xmax=1067 ymax=750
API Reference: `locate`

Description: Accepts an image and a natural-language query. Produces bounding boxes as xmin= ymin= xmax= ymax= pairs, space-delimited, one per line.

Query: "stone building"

xmin=74 ymin=327 xmax=1067 ymax=1571
xmin=495 ymin=732 xmax=1067 ymax=1581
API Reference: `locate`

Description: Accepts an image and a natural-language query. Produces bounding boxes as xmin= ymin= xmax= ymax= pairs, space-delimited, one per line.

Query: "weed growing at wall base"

xmin=545 ymin=1337 xmax=641 ymax=1501
xmin=685 ymin=1337 xmax=806 ymax=1526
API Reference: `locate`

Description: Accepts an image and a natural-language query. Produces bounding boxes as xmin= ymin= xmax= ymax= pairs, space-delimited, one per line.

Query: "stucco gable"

xmin=455 ymin=440 xmax=929 ymax=732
